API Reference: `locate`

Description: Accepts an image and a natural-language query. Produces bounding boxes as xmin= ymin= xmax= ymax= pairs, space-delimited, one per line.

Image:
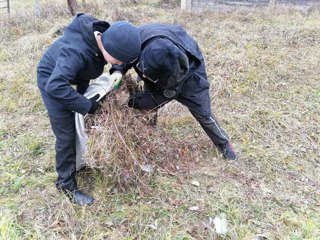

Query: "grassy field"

xmin=0 ymin=0 xmax=319 ymax=239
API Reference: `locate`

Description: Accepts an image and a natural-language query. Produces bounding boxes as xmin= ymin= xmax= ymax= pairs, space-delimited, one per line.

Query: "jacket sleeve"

xmin=128 ymin=85 xmax=182 ymax=109
xmin=109 ymin=62 xmax=134 ymax=75
xmin=77 ymin=80 xmax=90 ymax=94
xmin=44 ymin=48 xmax=92 ymax=115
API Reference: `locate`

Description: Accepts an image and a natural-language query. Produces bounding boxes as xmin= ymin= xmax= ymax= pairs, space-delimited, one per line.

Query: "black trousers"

xmin=144 ymin=61 xmax=229 ymax=146
xmin=176 ymin=77 xmax=229 ymax=146
xmin=181 ymin=99 xmax=230 ymax=146
xmin=37 ymin=72 xmax=77 ymax=191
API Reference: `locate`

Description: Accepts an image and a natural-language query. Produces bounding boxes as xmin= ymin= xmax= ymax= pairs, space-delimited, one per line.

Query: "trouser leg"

xmin=47 ymin=110 xmax=95 ymax=205
xmin=38 ymin=85 xmax=77 ymax=191
xmin=49 ymin=113 xmax=77 ymax=191
xmin=37 ymin=73 xmax=94 ymax=204
xmin=178 ymin=91 xmax=236 ymax=159
xmin=144 ymin=80 xmax=159 ymax=127
xmin=176 ymin=72 xmax=230 ymax=146
xmin=173 ymin=58 xmax=236 ymax=158
xmin=189 ymin=109 xmax=229 ymax=146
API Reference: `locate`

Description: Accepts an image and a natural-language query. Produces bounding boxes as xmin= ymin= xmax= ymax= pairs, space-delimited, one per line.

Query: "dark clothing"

xmin=37 ymin=13 xmax=110 ymax=190
xmin=139 ymin=23 xmax=203 ymax=66
xmin=37 ymin=13 xmax=109 ymax=115
xmin=129 ymin=23 xmax=230 ymax=145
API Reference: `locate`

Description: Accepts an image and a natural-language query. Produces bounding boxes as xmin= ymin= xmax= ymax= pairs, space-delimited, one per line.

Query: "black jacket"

xmin=37 ymin=13 xmax=109 ymax=115
xmin=138 ymin=23 xmax=203 ymax=66
xmin=123 ymin=24 xmax=208 ymax=109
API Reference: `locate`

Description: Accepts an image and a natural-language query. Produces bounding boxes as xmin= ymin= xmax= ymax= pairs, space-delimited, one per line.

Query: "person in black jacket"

xmin=37 ymin=13 xmax=141 ymax=205
xmin=112 ymin=23 xmax=237 ymax=160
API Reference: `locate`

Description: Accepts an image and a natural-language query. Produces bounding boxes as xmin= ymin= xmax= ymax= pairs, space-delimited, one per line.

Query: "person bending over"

xmin=112 ymin=23 xmax=237 ymax=160
xmin=37 ymin=13 xmax=141 ymax=205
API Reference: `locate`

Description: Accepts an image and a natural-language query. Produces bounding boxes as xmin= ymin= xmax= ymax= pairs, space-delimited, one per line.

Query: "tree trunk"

xmin=67 ymin=0 xmax=78 ymax=15
xmin=270 ymin=0 xmax=276 ymax=5
xmin=35 ymin=0 xmax=41 ymax=17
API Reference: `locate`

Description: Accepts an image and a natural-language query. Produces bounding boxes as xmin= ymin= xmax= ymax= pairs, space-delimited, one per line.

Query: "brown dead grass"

xmin=0 ymin=0 xmax=319 ymax=239
xmin=84 ymin=75 xmax=207 ymax=193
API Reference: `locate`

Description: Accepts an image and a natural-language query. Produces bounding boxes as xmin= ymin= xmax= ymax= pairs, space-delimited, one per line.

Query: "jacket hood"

xmin=76 ymin=13 xmax=110 ymax=53
xmin=138 ymin=23 xmax=203 ymax=65
xmin=139 ymin=38 xmax=189 ymax=89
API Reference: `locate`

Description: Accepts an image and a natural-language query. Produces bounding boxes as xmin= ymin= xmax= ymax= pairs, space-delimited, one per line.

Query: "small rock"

xmin=189 ymin=206 xmax=200 ymax=211
xmin=105 ymin=221 xmax=114 ymax=227
xmin=300 ymin=147 xmax=307 ymax=153
xmin=141 ymin=164 xmax=153 ymax=173
xmin=190 ymin=180 xmax=200 ymax=187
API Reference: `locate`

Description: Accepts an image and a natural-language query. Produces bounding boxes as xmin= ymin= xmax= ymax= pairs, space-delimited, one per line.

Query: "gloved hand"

xmin=128 ymin=89 xmax=177 ymax=109
xmin=88 ymin=94 xmax=101 ymax=114
xmin=127 ymin=92 xmax=158 ymax=109
xmin=109 ymin=70 xmax=123 ymax=89
xmin=109 ymin=63 xmax=130 ymax=75
xmin=77 ymin=81 xmax=89 ymax=94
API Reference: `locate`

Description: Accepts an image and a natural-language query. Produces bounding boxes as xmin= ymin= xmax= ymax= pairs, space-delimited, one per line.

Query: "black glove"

xmin=109 ymin=63 xmax=130 ymax=75
xmin=77 ymin=81 xmax=89 ymax=94
xmin=128 ymin=91 xmax=170 ymax=109
xmin=88 ymin=94 xmax=101 ymax=114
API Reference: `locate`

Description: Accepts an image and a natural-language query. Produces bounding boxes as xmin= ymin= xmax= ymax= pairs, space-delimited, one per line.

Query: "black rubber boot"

xmin=63 ymin=189 xmax=94 ymax=206
xmin=56 ymin=179 xmax=94 ymax=206
xmin=217 ymin=141 xmax=237 ymax=160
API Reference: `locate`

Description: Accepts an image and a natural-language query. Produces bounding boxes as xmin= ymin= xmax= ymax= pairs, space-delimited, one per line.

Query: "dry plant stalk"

xmin=84 ymin=75 xmax=198 ymax=192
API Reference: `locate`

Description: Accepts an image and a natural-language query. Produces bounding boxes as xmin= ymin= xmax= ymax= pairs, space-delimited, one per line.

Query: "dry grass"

xmin=84 ymin=75 xmax=205 ymax=193
xmin=0 ymin=0 xmax=319 ymax=239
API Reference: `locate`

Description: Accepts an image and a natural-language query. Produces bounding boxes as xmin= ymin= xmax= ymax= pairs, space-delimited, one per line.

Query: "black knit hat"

xmin=138 ymin=38 xmax=189 ymax=88
xmin=102 ymin=21 xmax=141 ymax=63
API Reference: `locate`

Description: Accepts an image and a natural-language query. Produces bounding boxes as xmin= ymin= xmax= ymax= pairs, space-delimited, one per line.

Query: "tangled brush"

xmin=83 ymin=74 xmax=202 ymax=193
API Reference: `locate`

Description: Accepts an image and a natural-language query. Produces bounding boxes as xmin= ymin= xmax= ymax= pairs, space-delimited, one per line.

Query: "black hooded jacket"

xmin=138 ymin=23 xmax=203 ymax=66
xmin=37 ymin=13 xmax=109 ymax=115
xmin=118 ymin=23 xmax=208 ymax=109
xmin=138 ymin=23 xmax=204 ymax=85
